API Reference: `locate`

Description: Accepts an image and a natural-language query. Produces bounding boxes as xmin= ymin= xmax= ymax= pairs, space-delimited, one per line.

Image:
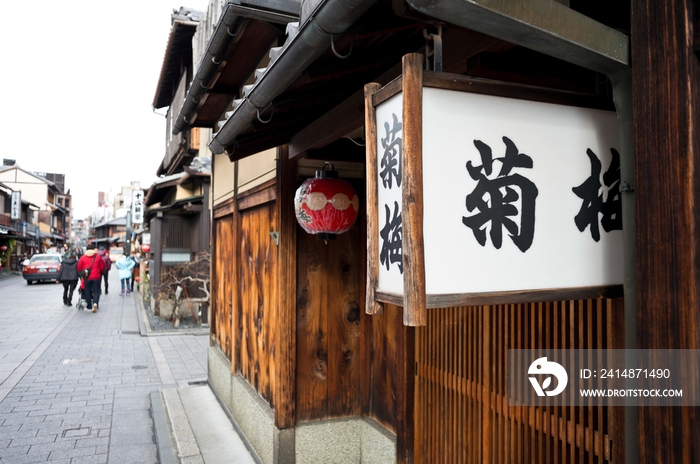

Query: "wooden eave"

xmin=144 ymin=194 xmax=205 ymax=218
xmin=153 ymin=20 xmax=199 ymax=109
xmin=144 ymin=174 xmax=185 ymax=206
xmin=218 ymin=0 xmax=620 ymax=161
xmin=187 ymin=19 xmax=282 ymax=128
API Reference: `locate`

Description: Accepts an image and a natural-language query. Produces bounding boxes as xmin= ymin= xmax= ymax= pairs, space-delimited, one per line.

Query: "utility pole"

xmin=125 ymin=211 xmax=132 ymax=256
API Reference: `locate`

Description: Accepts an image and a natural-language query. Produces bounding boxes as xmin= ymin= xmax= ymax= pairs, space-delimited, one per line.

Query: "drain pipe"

xmin=173 ymin=5 xmax=241 ymax=135
xmin=609 ymin=68 xmax=637 ymax=464
xmin=208 ymin=0 xmax=380 ymax=155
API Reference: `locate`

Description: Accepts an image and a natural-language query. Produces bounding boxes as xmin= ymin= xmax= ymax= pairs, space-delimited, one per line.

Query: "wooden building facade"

xmin=148 ymin=7 xmax=212 ymax=316
xmin=176 ymin=0 xmax=698 ymax=462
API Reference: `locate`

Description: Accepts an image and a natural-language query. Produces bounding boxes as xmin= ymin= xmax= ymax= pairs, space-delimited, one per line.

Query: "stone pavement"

xmin=0 ymin=270 xmax=256 ymax=463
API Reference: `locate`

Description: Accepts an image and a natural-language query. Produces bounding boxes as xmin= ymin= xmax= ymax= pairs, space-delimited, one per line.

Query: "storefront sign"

xmin=10 ymin=191 xmax=21 ymax=220
xmin=365 ymin=54 xmax=623 ymax=325
xmin=132 ymin=190 xmax=144 ymax=224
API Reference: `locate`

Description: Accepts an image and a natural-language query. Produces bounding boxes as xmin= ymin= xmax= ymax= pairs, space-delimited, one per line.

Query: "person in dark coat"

xmin=77 ymin=245 xmax=106 ymax=313
xmin=98 ymin=246 xmax=112 ymax=294
xmin=56 ymin=253 xmax=79 ymax=306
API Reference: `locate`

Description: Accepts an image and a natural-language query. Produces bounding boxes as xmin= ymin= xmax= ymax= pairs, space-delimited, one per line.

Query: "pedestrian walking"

xmin=98 ymin=246 xmax=112 ymax=294
xmin=130 ymin=252 xmax=141 ymax=291
xmin=115 ymin=254 xmax=135 ymax=296
xmin=77 ymin=244 xmax=105 ymax=313
xmin=55 ymin=252 xmax=79 ymax=306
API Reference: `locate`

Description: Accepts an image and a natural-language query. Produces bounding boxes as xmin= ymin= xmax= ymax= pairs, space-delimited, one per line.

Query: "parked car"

xmin=22 ymin=253 xmax=62 ymax=284
xmin=109 ymin=247 xmax=124 ymax=263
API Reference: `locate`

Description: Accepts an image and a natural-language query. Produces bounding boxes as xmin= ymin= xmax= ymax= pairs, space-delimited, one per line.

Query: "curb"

xmin=150 ymin=391 xmax=178 ymax=464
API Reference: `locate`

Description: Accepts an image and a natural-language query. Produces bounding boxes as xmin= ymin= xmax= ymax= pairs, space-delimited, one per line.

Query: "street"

xmin=0 ymin=271 xmax=209 ymax=463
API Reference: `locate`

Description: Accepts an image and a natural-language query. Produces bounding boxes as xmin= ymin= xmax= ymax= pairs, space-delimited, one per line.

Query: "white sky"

xmin=0 ymin=0 xmax=211 ymax=219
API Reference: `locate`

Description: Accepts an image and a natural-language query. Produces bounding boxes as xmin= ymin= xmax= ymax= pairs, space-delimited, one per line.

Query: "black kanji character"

xmin=379 ymin=201 xmax=403 ymax=273
xmin=379 ymin=113 xmax=402 ymax=190
xmin=462 ymin=136 xmax=538 ymax=252
xmin=572 ymin=148 xmax=622 ymax=242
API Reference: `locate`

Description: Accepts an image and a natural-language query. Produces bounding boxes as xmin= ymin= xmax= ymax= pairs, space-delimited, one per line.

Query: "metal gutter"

xmin=174 ymin=0 xmax=301 ymax=135
xmin=208 ymin=0 xmax=381 ymax=155
xmin=173 ymin=4 xmax=242 ymax=134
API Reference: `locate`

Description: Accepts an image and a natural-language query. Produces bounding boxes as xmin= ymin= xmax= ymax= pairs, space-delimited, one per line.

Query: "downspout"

xmin=208 ymin=0 xmax=381 ymax=155
xmin=173 ymin=4 xmax=241 ymax=135
xmin=609 ymin=68 xmax=637 ymax=464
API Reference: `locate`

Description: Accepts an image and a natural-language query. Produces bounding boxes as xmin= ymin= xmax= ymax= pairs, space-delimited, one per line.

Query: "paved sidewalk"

xmin=0 ymin=271 xmax=253 ymax=463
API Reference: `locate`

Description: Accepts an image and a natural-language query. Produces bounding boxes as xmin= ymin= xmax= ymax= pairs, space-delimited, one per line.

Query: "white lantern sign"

xmin=365 ymin=54 xmax=624 ymax=325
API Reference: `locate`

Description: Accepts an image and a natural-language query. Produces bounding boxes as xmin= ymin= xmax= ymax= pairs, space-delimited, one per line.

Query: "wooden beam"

xmin=289 ymin=90 xmax=366 ymax=159
xmin=632 ymin=0 xmax=700 ymax=463
xmin=288 ymin=63 xmax=404 ymax=159
xmin=403 ymin=0 xmax=629 ymax=75
xmin=401 ymin=53 xmax=426 ymax=327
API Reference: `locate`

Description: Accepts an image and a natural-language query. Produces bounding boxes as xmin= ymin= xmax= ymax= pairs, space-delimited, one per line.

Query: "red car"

xmin=23 ymin=253 xmax=62 ymax=285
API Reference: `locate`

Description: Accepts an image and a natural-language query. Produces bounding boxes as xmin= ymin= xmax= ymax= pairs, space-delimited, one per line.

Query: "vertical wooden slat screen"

xmin=415 ymin=299 xmax=624 ymax=463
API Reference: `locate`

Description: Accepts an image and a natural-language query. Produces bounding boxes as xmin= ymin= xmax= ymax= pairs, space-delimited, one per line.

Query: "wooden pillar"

xmin=632 ymin=0 xmax=700 ymax=462
xmin=364 ymin=82 xmax=383 ymax=316
xmin=401 ymin=53 xmax=427 ymax=327
xmin=276 ymin=145 xmax=297 ymax=429
xmin=396 ymin=314 xmax=416 ymax=463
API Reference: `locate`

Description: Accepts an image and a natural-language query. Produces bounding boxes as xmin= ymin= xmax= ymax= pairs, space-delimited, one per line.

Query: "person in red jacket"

xmin=77 ymin=244 xmax=106 ymax=313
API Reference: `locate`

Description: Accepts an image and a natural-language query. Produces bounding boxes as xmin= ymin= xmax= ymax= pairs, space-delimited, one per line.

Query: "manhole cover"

xmin=61 ymin=358 xmax=93 ymax=365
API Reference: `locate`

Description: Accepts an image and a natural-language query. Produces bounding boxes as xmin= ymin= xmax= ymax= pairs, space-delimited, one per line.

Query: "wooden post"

xmin=276 ymin=145 xmax=297 ymax=429
xmin=231 ymin=161 xmax=240 ymax=374
xmin=396 ymin=313 xmax=416 ymax=463
xmin=632 ymin=0 xmax=700 ymax=462
xmin=364 ymin=82 xmax=384 ymax=315
xmin=401 ymin=53 xmax=427 ymax=327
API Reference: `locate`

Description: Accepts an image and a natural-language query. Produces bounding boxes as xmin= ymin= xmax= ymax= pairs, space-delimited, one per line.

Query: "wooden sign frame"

xmin=365 ymin=53 xmax=622 ymax=326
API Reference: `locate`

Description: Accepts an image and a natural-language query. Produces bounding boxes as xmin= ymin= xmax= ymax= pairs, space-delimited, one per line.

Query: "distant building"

xmin=0 ymin=165 xmax=69 ymax=250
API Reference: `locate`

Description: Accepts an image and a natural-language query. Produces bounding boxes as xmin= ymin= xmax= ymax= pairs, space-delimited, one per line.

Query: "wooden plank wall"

xmin=414 ymin=299 xmax=625 ymax=464
xmin=369 ymin=304 xmax=400 ymax=431
xmin=238 ymin=202 xmax=279 ymax=407
xmin=295 ymin=225 xmax=364 ymax=421
xmin=212 ymin=215 xmax=234 ymax=359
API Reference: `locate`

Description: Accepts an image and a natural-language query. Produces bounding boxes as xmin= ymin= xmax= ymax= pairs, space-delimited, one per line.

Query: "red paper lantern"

xmin=0 ymin=245 xmax=6 ymax=251
xmin=294 ymin=164 xmax=359 ymax=240
xmin=142 ymin=244 xmax=151 ymax=253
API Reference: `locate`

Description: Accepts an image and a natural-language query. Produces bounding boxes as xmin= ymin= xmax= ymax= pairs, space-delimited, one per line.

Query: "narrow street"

xmin=0 ymin=271 xmax=209 ymax=463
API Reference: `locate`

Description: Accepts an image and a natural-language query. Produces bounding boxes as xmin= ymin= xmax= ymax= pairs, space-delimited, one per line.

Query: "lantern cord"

xmin=343 ymin=136 xmax=365 ymax=147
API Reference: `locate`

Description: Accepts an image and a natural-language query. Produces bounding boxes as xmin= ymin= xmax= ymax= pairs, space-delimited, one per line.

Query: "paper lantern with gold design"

xmin=294 ymin=165 xmax=359 ymax=240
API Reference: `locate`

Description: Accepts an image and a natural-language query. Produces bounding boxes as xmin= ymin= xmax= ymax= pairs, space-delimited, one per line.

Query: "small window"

xmin=162 ymin=248 xmax=191 ymax=265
